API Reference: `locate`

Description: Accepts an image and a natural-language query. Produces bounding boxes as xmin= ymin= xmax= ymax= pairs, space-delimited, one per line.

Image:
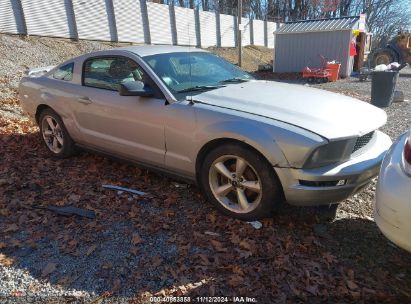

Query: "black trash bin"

xmin=370 ymin=70 xmax=399 ymax=108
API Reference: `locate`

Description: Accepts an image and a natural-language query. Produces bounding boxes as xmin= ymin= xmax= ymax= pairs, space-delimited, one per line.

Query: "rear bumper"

xmin=375 ymin=132 xmax=411 ymax=253
xmin=275 ymin=130 xmax=392 ymax=206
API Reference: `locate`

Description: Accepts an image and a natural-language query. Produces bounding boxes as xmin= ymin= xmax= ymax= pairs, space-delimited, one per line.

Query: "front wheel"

xmin=200 ymin=144 xmax=283 ymax=220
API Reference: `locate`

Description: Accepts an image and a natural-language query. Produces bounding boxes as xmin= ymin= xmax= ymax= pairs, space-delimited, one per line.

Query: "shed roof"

xmin=275 ymin=16 xmax=360 ymax=34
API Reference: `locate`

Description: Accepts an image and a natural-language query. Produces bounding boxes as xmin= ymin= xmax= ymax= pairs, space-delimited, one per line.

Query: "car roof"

xmin=118 ymin=45 xmax=208 ymax=57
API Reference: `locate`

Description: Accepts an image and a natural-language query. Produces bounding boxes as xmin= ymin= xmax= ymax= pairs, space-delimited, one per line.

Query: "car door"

xmin=70 ymin=55 xmax=167 ymax=166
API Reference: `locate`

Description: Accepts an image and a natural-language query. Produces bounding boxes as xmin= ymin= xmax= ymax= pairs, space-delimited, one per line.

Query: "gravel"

xmin=1 ymin=33 xmax=411 ymax=302
xmin=0 ymin=34 xmax=118 ymax=101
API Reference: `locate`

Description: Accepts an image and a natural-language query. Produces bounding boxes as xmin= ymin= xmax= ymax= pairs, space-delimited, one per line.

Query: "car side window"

xmin=53 ymin=62 xmax=74 ymax=81
xmin=83 ymin=57 xmax=144 ymax=91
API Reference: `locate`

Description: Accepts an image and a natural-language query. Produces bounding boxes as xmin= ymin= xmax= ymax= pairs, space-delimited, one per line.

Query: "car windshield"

xmin=142 ymin=52 xmax=253 ymax=96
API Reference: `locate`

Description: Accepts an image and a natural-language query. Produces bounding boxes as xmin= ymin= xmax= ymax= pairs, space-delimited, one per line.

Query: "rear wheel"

xmin=39 ymin=108 xmax=76 ymax=158
xmin=200 ymin=144 xmax=283 ymax=220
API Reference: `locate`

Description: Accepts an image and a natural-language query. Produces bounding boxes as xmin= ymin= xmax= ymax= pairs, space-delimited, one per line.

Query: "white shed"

xmin=273 ymin=16 xmax=368 ymax=77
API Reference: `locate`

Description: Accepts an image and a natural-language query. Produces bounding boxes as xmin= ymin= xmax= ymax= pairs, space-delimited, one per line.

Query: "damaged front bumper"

xmin=275 ymin=130 xmax=392 ymax=206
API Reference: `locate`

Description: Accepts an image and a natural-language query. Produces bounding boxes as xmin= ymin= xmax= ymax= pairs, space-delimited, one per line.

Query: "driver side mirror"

xmin=118 ymin=81 xmax=154 ymax=97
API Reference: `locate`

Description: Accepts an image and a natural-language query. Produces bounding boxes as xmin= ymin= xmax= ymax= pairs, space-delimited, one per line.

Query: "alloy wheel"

xmin=41 ymin=115 xmax=64 ymax=154
xmin=209 ymin=155 xmax=262 ymax=214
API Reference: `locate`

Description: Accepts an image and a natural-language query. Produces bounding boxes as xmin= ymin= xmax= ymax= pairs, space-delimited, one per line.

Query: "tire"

xmin=317 ymin=203 xmax=339 ymax=222
xmin=372 ymin=48 xmax=398 ymax=67
xmin=39 ymin=108 xmax=77 ymax=158
xmin=200 ymin=143 xmax=283 ymax=220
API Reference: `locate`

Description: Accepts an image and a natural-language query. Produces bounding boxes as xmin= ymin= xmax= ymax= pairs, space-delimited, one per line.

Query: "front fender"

xmin=198 ymin=120 xmax=290 ymax=167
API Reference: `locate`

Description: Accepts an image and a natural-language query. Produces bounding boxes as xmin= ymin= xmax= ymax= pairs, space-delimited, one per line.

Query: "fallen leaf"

xmin=230 ymin=234 xmax=240 ymax=244
xmin=323 ymin=252 xmax=338 ymax=264
xmin=347 ymin=280 xmax=358 ymax=290
xmin=239 ymin=240 xmax=252 ymax=251
xmin=227 ymin=274 xmax=243 ymax=287
xmin=131 ymin=233 xmax=144 ymax=245
xmin=68 ymin=239 xmax=78 ymax=248
xmin=41 ymin=262 xmax=56 ymax=277
xmin=347 ymin=269 xmax=355 ymax=280
xmin=198 ymin=254 xmax=211 ymax=265
xmin=231 ymin=265 xmax=244 ymax=275
xmin=306 ymin=284 xmax=318 ymax=295
xmin=86 ymin=244 xmax=97 ymax=256
xmin=151 ymin=256 xmax=163 ymax=268
xmin=0 ymin=254 xmax=14 ymax=266
xmin=67 ymin=194 xmax=81 ymax=203
xmin=210 ymin=239 xmax=226 ymax=252
xmin=130 ymin=246 xmax=139 ymax=255
xmin=111 ymin=278 xmax=122 ymax=293
xmin=102 ymin=262 xmax=113 ymax=270
xmin=207 ymin=213 xmax=217 ymax=224
xmin=88 ymin=163 xmax=97 ymax=172
xmin=5 ymin=224 xmax=18 ymax=232
xmin=0 ymin=242 xmax=6 ymax=249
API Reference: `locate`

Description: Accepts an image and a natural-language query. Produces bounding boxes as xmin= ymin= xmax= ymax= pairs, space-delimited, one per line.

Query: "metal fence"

xmin=0 ymin=0 xmax=277 ymax=48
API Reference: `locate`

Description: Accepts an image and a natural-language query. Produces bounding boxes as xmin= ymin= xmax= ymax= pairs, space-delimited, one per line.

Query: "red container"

xmin=326 ymin=63 xmax=341 ymax=81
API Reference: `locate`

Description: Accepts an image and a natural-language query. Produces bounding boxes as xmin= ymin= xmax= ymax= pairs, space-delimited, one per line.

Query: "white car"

xmin=375 ymin=128 xmax=411 ymax=252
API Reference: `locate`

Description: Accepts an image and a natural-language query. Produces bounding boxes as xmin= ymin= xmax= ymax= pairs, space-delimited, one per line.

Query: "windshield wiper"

xmin=177 ymin=85 xmax=224 ymax=93
xmin=219 ymin=78 xmax=249 ymax=83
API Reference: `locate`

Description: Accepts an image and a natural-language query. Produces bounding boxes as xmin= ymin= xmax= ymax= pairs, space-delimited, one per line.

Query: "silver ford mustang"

xmin=19 ymin=45 xmax=392 ymax=220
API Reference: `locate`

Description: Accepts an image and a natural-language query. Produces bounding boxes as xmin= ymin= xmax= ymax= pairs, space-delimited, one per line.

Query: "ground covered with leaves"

xmin=1 ymin=34 xmax=411 ymax=303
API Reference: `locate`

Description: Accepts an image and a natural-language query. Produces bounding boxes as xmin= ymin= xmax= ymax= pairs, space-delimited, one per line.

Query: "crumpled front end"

xmin=275 ymin=130 xmax=392 ymax=206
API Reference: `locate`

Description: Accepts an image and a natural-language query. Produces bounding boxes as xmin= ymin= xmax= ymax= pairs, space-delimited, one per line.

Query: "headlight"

xmin=303 ymin=139 xmax=355 ymax=169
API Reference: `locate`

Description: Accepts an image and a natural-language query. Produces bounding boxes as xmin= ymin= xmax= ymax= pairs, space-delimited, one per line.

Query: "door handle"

xmin=77 ymin=96 xmax=92 ymax=105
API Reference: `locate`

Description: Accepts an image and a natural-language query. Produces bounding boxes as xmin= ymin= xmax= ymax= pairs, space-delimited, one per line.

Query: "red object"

xmin=350 ymin=41 xmax=357 ymax=56
xmin=302 ymin=67 xmax=331 ymax=79
xmin=325 ymin=63 xmax=341 ymax=82
xmin=302 ymin=55 xmax=331 ymax=82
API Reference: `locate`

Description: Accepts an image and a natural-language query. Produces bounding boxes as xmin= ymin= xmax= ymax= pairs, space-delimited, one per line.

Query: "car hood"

xmin=192 ymin=80 xmax=387 ymax=140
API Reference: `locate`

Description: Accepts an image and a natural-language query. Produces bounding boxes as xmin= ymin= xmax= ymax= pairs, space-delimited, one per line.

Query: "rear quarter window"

xmin=53 ymin=63 xmax=74 ymax=81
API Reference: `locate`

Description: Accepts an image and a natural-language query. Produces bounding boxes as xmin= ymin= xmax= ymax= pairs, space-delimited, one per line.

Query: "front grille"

xmin=352 ymin=131 xmax=374 ymax=153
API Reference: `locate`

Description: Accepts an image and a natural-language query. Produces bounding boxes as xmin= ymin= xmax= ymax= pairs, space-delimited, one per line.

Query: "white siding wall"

xmin=73 ymin=0 xmax=112 ymax=41
xmin=0 ymin=0 xmax=23 ymax=34
xmin=253 ymin=19 xmax=265 ymax=46
xmin=219 ymin=13 xmax=235 ymax=47
xmin=241 ymin=17 xmax=250 ymax=46
xmin=174 ymin=6 xmax=196 ymax=46
xmin=0 ymin=1 xmax=277 ymax=49
xmin=147 ymin=2 xmax=172 ymax=45
xmin=113 ymin=0 xmax=145 ymax=43
xmin=21 ymin=0 xmax=72 ymax=38
xmin=199 ymin=11 xmax=217 ymax=47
